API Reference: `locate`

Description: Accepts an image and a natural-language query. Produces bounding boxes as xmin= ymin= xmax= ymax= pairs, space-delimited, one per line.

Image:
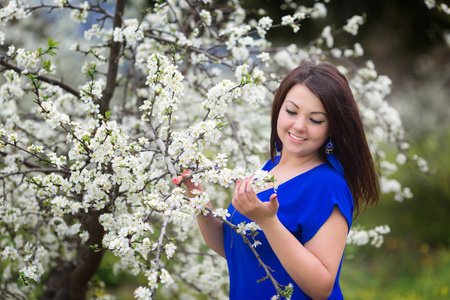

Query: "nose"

xmin=292 ymin=116 xmax=307 ymax=133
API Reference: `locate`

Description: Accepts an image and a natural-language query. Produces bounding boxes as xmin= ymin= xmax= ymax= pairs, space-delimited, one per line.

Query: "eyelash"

xmin=285 ymin=108 xmax=296 ymax=115
xmin=284 ymin=108 xmax=325 ymax=124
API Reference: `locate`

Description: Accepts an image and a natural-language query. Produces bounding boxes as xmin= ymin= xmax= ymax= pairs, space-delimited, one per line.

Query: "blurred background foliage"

xmin=91 ymin=0 xmax=449 ymax=298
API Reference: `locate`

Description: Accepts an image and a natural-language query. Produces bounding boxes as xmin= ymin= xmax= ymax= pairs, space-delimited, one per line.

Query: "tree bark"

xmin=41 ymin=210 xmax=105 ymax=300
xmin=100 ymin=0 xmax=127 ymax=116
xmin=41 ymin=262 xmax=75 ymax=300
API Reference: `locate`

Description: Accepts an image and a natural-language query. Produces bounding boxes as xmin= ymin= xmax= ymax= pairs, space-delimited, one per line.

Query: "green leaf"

xmin=105 ymin=110 xmax=111 ymax=119
xmin=47 ymin=37 xmax=59 ymax=47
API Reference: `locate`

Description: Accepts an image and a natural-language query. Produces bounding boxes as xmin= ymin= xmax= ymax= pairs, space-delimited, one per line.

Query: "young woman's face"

xmin=277 ymin=83 xmax=330 ymax=160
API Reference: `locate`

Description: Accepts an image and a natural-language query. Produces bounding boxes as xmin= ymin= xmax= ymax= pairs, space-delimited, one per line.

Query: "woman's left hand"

xmin=232 ymin=177 xmax=279 ymax=226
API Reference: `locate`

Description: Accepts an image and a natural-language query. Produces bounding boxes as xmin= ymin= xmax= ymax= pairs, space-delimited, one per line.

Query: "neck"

xmin=274 ymin=153 xmax=324 ymax=181
xmin=278 ymin=152 xmax=324 ymax=169
xmin=269 ymin=153 xmax=324 ymax=185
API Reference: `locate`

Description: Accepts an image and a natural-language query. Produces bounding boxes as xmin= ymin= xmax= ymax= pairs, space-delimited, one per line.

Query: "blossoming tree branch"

xmin=0 ymin=0 xmax=430 ymax=299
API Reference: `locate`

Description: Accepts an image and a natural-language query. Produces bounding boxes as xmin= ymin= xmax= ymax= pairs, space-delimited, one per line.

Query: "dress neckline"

xmin=257 ymin=162 xmax=327 ymax=195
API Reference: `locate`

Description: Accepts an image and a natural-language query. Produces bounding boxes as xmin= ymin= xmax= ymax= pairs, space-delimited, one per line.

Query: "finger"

xmin=172 ymin=175 xmax=183 ymax=185
xmin=246 ymin=177 xmax=255 ymax=193
xmin=232 ymin=179 xmax=241 ymax=205
xmin=269 ymin=193 xmax=278 ymax=203
xmin=174 ymin=170 xmax=194 ymax=188
xmin=240 ymin=177 xmax=251 ymax=194
xmin=181 ymin=169 xmax=190 ymax=178
xmin=242 ymin=177 xmax=255 ymax=197
xmin=180 ymin=170 xmax=199 ymax=188
xmin=269 ymin=193 xmax=279 ymax=211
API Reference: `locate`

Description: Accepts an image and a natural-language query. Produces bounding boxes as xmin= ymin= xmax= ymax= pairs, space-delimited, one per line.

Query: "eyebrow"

xmin=285 ymin=100 xmax=327 ymax=117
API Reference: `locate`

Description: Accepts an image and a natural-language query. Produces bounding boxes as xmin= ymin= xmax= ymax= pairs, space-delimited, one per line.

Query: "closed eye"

xmin=310 ymin=118 xmax=325 ymax=124
xmin=285 ymin=108 xmax=296 ymax=115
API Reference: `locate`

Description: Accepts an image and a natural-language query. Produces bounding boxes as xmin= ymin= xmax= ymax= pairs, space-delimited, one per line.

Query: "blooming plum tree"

xmin=0 ymin=0 xmax=429 ymax=299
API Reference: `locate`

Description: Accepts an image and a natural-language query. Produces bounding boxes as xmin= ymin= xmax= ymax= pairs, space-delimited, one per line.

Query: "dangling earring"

xmin=325 ymin=139 xmax=335 ymax=154
xmin=276 ymin=138 xmax=282 ymax=152
xmin=325 ymin=138 xmax=344 ymax=175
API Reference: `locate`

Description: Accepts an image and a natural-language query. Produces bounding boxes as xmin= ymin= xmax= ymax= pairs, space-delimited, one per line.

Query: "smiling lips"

xmin=289 ymin=132 xmax=306 ymax=141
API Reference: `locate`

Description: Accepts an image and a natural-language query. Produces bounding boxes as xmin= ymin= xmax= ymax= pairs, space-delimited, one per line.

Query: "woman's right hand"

xmin=173 ymin=170 xmax=205 ymax=198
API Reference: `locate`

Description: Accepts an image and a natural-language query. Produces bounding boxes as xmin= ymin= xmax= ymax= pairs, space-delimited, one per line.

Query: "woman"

xmin=174 ymin=61 xmax=379 ymax=299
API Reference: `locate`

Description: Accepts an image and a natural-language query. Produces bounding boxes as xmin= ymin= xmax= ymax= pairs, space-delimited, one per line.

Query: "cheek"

xmin=316 ymin=124 xmax=330 ymax=142
xmin=322 ymin=122 xmax=330 ymax=137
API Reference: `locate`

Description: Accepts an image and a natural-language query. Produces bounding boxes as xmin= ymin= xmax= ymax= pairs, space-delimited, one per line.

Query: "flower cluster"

xmin=142 ymin=54 xmax=184 ymax=123
xmin=13 ymin=48 xmax=40 ymax=69
xmin=113 ymin=18 xmax=144 ymax=47
xmin=256 ymin=16 xmax=273 ymax=38
xmin=347 ymin=225 xmax=391 ymax=248
xmin=343 ymin=15 xmax=364 ymax=36
xmin=250 ymin=169 xmax=278 ymax=192
xmin=70 ymin=1 xmax=89 ymax=23
xmin=236 ymin=221 xmax=261 ymax=235
xmin=202 ymin=80 xmax=242 ymax=118
xmin=0 ymin=0 xmax=30 ymax=24
xmin=1 ymin=70 xmax=24 ymax=102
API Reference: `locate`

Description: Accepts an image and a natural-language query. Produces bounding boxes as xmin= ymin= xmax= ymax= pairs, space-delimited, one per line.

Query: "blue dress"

xmin=223 ymin=157 xmax=354 ymax=300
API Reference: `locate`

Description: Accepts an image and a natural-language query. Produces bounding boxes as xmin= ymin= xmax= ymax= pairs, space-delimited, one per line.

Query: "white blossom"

xmin=212 ymin=208 xmax=230 ymax=219
xmin=416 ymin=157 xmax=429 ymax=172
xmin=0 ymin=0 xmax=30 ymax=23
xmin=54 ymin=0 xmax=68 ymax=8
xmin=70 ymin=2 xmax=89 ymax=23
xmin=15 ymin=48 xmax=40 ymax=69
xmin=321 ymin=26 xmax=333 ymax=48
xmin=237 ymin=221 xmax=261 ymax=234
xmin=251 ymin=169 xmax=276 ymax=192
xmin=424 ymin=0 xmax=435 ymax=9
xmin=134 ymin=286 xmax=152 ymax=299
xmin=343 ymin=15 xmax=364 ymax=36
xmin=354 ymin=43 xmax=364 ymax=56
xmin=113 ymin=19 xmax=144 ymax=47
xmin=165 ymin=242 xmax=177 ymax=258
xmin=160 ymin=268 xmax=174 ymax=285
xmin=347 ymin=225 xmax=390 ymax=247
xmin=256 ymin=16 xmax=273 ymax=37
xmin=380 ymin=160 xmax=398 ymax=176
xmin=281 ymin=15 xmax=294 ymax=26
xmin=440 ymin=3 xmax=450 ymax=15
xmin=200 ymin=9 xmax=212 ymax=26
xmin=311 ymin=3 xmax=327 ymax=19
xmin=330 ymin=48 xmax=342 ymax=58
xmin=396 ymin=153 xmax=407 ymax=165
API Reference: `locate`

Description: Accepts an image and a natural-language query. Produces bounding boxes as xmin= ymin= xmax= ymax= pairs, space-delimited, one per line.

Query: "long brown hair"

xmin=270 ymin=61 xmax=379 ymax=217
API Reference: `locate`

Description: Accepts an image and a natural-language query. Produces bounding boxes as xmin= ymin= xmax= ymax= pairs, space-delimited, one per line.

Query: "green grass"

xmin=341 ymin=244 xmax=450 ymax=300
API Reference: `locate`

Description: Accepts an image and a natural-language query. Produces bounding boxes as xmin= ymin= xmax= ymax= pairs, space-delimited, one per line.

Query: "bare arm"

xmin=196 ymin=208 xmax=226 ymax=258
xmin=174 ymin=171 xmax=225 ymax=258
xmin=233 ymin=178 xmax=348 ymax=300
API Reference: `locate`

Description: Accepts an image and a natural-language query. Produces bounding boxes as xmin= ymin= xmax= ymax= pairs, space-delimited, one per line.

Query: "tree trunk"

xmin=41 ymin=211 xmax=105 ymax=300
